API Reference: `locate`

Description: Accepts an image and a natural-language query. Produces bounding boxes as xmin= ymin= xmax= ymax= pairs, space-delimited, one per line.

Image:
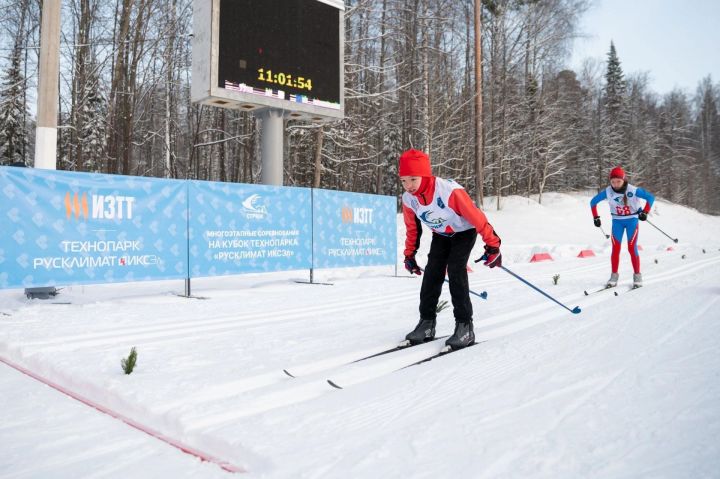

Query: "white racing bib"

xmin=606 ymin=184 xmax=644 ymax=219
xmin=402 ymin=178 xmax=475 ymax=235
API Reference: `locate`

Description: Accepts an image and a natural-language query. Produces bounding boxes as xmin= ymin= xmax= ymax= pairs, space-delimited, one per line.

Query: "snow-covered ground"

xmin=1 ymin=192 xmax=719 ymax=478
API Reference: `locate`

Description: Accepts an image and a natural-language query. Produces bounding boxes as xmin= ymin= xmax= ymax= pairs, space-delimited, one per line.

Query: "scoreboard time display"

xmin=192 ymin=0 xmax=344 ymax=120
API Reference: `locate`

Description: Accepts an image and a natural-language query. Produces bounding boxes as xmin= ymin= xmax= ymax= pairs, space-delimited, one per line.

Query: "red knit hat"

xmin=609 ymin=166 xmax=625 ymax=180
xmin=399 ymin=149 xmax=432 ymax=177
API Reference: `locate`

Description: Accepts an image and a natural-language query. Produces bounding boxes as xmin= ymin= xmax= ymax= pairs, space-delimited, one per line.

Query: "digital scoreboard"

xmin=192 ymin=0 xmax=344 ymax=121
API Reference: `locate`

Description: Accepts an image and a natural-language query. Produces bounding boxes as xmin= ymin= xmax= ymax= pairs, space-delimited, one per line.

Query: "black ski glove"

xmin=593 ymin=216 xmax=602 ymax=227
xmin=404 ymin=255 xmax=422 ymax=275
xmin=638 ymin=210 xmax=647 ymax=221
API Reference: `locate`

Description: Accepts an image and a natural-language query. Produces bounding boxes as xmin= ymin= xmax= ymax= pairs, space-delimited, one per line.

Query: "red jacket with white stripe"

xmin=402 ymin=176 xmax=500 ymax=258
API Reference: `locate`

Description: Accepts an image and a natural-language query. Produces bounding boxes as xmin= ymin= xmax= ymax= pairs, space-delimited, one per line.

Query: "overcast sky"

xmin=569 ymin=0 xmax=720 ymax=94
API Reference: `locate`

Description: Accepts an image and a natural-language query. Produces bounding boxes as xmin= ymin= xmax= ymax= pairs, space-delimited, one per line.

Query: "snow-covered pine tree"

xmin=78 ymin=68 xmax=107 ymax=173
xmin=653 ymin=90 xmax=696 ymax=204
xmin=0 ymin=52 xmax=28 ymax=165
xmin=624 ymin=74 xmax=657 ymax=182
xmin=0 ymin=0 xmax=31 ymax=166
xmin=600 ymin=41 xmax=629 ymax=185
xmin=381 ymin=121 xmax=401 ymax=197
xmin=604 ymin=43 xmax=626 ymax=117
xmin=695 ymin=77 xmax=720 ymax=212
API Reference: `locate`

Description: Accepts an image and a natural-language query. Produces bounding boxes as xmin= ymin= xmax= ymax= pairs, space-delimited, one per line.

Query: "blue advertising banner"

xmin=188 ymin=181 xmax=312 ymax=276
xmin=0 ymin=166 xmax=188 ymax=289
xmin=312 ymin=189 xmax=397 ymax=268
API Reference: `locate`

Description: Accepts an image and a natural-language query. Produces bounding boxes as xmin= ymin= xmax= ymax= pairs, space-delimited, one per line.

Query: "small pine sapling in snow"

xmin=552 ymin=274 xmax=560 ymax=285
xmin=436 ymin=300 xmax=449 ymax=314
xmin=121 ymin=347 xmax=138 ymax=375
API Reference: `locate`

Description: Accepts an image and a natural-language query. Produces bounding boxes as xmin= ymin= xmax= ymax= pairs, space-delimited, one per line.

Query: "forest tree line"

xmin=1 ymin=0 xmax=718 ymax=213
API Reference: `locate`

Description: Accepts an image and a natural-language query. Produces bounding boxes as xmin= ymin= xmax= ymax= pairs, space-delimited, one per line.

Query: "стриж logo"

xmin=242 ymin=194 xmax=268 ymax=219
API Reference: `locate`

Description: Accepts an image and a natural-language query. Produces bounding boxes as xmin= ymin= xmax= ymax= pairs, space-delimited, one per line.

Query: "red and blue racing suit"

xmin=590 ymin=184 xmax=655 ymax=274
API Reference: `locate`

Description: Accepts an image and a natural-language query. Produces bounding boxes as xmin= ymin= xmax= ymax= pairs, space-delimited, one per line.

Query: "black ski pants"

xmin=419 ymin=228 xmax=477 ymax=324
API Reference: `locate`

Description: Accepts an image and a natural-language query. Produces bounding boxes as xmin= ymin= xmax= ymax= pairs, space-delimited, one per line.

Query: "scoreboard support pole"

xmin=259 ymin=109 xmax=285 ymax=186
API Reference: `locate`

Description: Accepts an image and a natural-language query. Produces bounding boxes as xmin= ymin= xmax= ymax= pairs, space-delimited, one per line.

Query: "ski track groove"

xmin=476 ymin=279 xmax=720 ymax=479
xmin=9 ymin=273 xmax=581 ymax=353
xmin=16 ymin=291 xmax=428 ymax=352
xmin=7 ymin=251 xmax=684 ymax=355
xmin=593 ymin=295 xmax=719 ymax=450
xmin=180 ymin=300 xmax=602 ymax=427
xmin=293 ymin=257 xmax=720 ymax=436
xmin=573 ymin=295 xmax=720 ymax=479
xmin=274 ymin=254 xmax=718 ymax=384
xmin=6 ymin=256 xmax=611 ymax=351
xmin=122 ymin=253 xmax=720 ymax=427
xmin=16 ymin=287 xmax=418 ymax=347
xmin=174 ymin=292 xmax=572 ymax=410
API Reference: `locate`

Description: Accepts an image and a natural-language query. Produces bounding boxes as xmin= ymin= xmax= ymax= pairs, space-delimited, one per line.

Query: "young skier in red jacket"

xmin=400 ymin=149 xmax=501 ymax=349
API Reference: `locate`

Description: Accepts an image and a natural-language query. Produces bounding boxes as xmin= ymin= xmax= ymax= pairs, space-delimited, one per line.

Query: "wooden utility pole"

xmin=474 ymin=0 xmax=484 ymax=206
xmin=34 ymin=0 xmax=61 ymax=170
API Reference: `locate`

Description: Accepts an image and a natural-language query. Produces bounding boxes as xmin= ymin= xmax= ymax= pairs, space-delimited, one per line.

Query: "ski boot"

xmin=445 ymin=321 xmax=475 ymax=350
xmin=606 ymin=272 xmax=619 ymax=288
xmin=633 ymin=273 xmax=643 ymax=289
xmin=405 ymin=318 xmax=436 ymax=345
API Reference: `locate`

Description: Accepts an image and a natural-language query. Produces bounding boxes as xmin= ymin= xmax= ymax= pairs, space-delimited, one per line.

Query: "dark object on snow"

xmin=25 ymin=287 xmax=60 ymax=300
